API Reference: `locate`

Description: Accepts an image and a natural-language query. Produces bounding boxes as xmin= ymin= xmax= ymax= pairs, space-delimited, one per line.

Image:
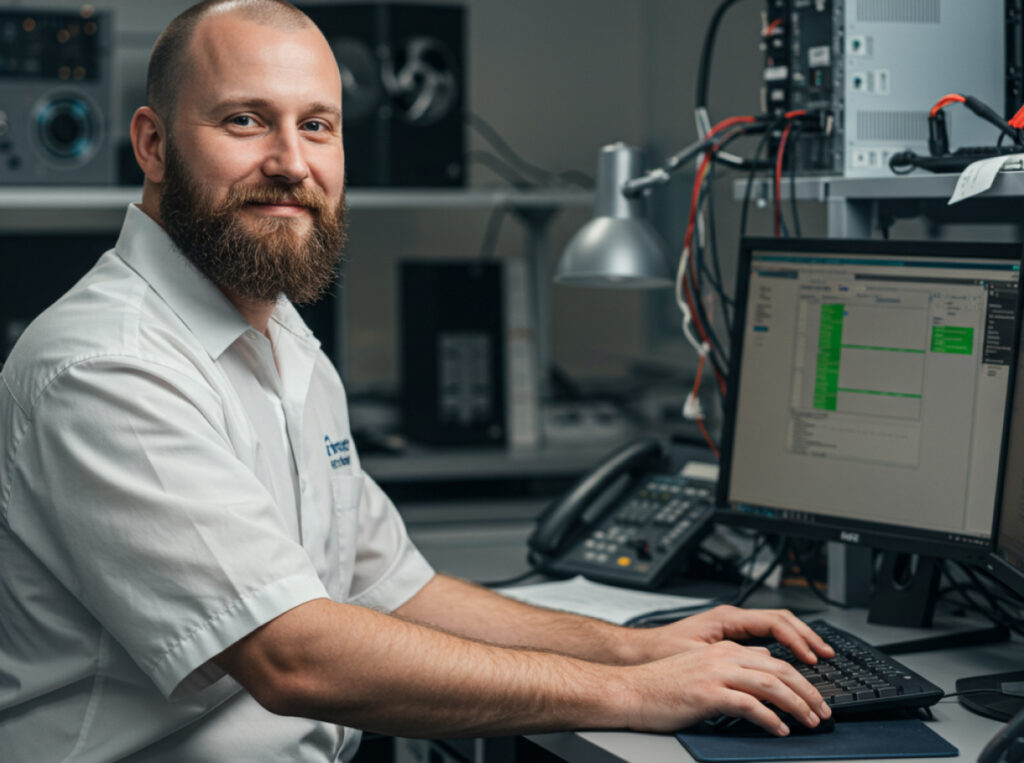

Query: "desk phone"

xmin=527 ymin=439 xmax=716 ymax=590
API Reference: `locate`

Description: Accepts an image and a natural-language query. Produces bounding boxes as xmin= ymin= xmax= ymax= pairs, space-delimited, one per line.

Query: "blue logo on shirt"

xmin=324 ymin=435 xmax=351 ymax=469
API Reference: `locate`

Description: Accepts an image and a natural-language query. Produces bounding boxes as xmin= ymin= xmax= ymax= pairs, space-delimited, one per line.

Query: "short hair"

xmin=146 ymin=0 xmax=313 ymax=127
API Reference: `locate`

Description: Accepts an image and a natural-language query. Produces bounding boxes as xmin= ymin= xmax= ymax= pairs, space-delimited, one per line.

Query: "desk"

xmin=526 ymin=598 xmax=1022 ymax=762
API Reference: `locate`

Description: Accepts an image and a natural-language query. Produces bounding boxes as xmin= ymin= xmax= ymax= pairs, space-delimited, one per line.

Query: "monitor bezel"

xmin=716 ymin=236 xmax=1022 ymax=564
xmin=985 ymin=252 xmax=1024 ymax=597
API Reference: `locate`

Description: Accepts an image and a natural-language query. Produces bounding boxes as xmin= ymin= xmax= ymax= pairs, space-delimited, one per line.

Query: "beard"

xmin=159 ymin=138 xmax=346 ymax=305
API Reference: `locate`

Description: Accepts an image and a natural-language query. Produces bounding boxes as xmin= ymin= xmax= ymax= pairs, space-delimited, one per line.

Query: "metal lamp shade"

xmin=555 ymin=143 xmax=673 ymax=289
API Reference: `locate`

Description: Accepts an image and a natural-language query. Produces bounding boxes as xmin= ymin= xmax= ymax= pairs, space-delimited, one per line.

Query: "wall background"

xmin=3 ymin=0 xmax=824 ymax=395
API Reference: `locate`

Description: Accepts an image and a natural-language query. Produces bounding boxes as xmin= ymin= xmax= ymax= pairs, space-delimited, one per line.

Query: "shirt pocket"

xmin=325 ymin=473 xmax=363 ymax=601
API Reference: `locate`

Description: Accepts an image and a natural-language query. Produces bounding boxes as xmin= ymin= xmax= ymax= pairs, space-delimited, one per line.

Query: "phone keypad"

xmin=552 ymin=473 xmax=716 ymax=588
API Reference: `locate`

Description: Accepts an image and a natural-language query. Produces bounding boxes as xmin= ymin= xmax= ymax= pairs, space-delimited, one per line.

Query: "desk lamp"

xmin=555 ymin=143 xmax=673 ymax=288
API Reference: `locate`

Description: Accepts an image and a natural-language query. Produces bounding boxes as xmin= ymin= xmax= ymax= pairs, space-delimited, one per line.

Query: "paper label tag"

xmin=948 ymin=154 xmax=1024 ymax=205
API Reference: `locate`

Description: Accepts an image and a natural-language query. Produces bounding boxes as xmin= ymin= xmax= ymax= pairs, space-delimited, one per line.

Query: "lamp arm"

xmin=621 ymin=134 xmax=718 ymax=197
xmin=621 ymin=119 xmax=771 ymax=198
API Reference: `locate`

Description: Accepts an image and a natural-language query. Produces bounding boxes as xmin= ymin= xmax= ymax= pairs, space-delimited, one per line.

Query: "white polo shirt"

xmin=0 ymin=204 xmax=435 ymax=762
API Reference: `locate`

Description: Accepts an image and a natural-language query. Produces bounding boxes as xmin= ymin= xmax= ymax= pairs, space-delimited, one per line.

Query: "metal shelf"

xmin=735 ymin=171 xmax=1024 ymax=202
xmin=0 ymin=185 xmax=592 ymax=215
xmin=733 ymin=170 xmax=1024 ymax=237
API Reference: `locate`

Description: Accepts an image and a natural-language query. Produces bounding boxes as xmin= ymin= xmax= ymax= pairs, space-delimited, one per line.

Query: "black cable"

xmin=705 ymin=146 xmax=735 ymax=338
xmin=739 ymin=124 xmax=779 ymax=239
xmin=789 ymin=540 xmax=852 ymax=609
xmin=478 ymin=205 xmax=508 ymax=260
xmin=478 ymin=568 xmax=542 ymax=589
xmin=956 ymin=561 xmax=1024 ymax=632
xmin=939 ymin=561 xmax=1024 ymax=638
xmin=733 ymin=536 xmax=789 ymax=607
xmin=466 ymin=112 xmax=594 ymax=189
xmin=686 ymin=123 xmax=769 ymax=368
xmin=626 ymin=533 xmax=771 ymax=626
xmin=465 ymin=150 xmax=535 ymax=188
xmin=696 ymin=0 xmax=760 ymax=112
xmin=788 ymin=126 xmax=803 ymax=237
xmin=692 ymin=182 xmax=731 ymax=373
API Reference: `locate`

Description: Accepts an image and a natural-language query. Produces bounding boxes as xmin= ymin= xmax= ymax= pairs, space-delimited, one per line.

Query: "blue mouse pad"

xmin=676 ymin=718 xmax=958 ymax=762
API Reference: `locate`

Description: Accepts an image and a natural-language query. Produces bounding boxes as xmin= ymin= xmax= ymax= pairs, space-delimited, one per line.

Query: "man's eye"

xmin=230 ymin=115 xmax=255 ymax=127
xmin=304 ymin=120 xmax=326 ymax=132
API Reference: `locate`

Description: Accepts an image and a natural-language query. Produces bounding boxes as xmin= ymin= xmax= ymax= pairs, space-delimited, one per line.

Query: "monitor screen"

xmin=988 ymin=270 xmax=1024 ymax=597
xmin=718 ymin=237 xmax=1021 ymax=562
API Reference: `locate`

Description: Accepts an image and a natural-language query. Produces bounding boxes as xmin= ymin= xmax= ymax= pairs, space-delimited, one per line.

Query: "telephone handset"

xmin=979 ymin=704 xmax=1024 ymax=763
xmin=528 ymin=438 xmax=716 ymax=590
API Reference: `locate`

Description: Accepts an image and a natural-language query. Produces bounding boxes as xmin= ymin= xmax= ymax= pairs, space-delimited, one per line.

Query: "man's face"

xmin=158 ymin=13 xmax=346 ymax=304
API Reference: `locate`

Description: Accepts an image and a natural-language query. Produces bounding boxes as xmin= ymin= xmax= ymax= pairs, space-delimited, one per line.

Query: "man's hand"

xmin=634 ymin=605 xmax=835 ymax=665
xmin=620 ymin=639 xmax=832 ymax=736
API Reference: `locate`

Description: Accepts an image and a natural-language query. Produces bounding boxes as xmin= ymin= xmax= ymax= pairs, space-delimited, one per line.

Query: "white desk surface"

xmin=527 ymin=601 xmax=1022 ymax=762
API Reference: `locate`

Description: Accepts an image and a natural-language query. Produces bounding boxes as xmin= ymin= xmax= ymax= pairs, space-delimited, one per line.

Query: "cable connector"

xmin=683 ymin=391 xmax=706 ymax=421
xmin=928 ymin=109 xmax=949 ymax=157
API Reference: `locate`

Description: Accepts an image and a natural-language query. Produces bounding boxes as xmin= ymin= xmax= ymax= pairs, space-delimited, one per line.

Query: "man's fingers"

xmin=773 ymin=613 xmax=834 ymax=662
xmin=717 ymin=690 xmax=792 ymax=737
xmin=733 ymin=647 xmax=831 ymax=723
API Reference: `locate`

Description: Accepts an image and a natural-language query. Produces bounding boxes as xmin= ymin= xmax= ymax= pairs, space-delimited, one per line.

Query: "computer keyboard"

xmin=766 ymin=620 xmax=944 ymax=716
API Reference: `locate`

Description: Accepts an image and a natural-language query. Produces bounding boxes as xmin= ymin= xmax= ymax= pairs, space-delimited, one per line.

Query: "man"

xmin=0 ymin=1 xmax=833 ymax=760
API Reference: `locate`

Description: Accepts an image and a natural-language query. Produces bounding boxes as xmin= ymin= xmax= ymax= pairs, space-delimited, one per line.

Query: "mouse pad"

xmin=676 ymin=718 xmax=958 ymax=761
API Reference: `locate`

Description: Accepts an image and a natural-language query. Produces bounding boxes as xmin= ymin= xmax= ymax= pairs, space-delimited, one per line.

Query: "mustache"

xmin=223 ymin=183 xmax=332 ymax=214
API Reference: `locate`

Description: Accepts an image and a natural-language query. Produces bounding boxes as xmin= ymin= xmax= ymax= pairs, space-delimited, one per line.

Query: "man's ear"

xmin=130 ymin=106 xmax=167 ymax=184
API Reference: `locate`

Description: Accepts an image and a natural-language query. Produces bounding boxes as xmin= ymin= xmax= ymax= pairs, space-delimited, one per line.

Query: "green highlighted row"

xmin=814 ymin=304 xmax=844 ymax=411
xmin=836 ymin=387 xmax=923 ymax=399
xmin=930 ymin=326 xmax=974 ymax=355
xmin=840 ymin=344 xmax=925 ymax=353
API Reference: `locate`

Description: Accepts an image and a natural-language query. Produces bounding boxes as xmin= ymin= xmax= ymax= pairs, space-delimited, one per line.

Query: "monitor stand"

xmin=955 ymin=672 xmax=1024 ymax=722
xmin=863 ymin=551 xmax=1010 ymax=651
xmin=867 ymin=552 xmax=941 ymax=628
xmin=858 ymin=553 xmax=1018 ymax=721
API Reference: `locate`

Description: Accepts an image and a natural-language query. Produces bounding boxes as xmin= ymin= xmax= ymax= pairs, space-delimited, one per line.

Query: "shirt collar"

xmin=114 ymin=204 xmax=316 ymax=359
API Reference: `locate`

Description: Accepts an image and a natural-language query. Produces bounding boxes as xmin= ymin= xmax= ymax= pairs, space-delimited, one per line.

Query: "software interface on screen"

xmin=996 ymin=313 xmax=1024 ymax=576
xmin=727 ymin=248 xmax=1019 ymax=552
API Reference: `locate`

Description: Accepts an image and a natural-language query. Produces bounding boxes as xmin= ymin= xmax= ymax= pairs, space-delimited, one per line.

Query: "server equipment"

xmin=764 ymin=0 xmax=1005 ymax=177
xmin=0 ymin=8 xmax=116 ymax=185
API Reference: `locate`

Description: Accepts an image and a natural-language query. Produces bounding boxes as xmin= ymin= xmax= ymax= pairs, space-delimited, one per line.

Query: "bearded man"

xmin=0 ymin=1 xmax=832 ymax=761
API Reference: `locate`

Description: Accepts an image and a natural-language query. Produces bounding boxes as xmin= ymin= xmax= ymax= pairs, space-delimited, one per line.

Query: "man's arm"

xmin=214 ymin=596 xmax=831 ymax=738
xmin=395 ymin=574 xmax=834 ymax=666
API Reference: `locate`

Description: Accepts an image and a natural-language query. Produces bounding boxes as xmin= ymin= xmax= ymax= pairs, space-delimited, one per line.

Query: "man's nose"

xmin=261 ymin=127 xmax=310 ymax=184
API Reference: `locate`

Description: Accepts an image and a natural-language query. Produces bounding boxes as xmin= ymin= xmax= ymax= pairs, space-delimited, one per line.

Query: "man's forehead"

xmin=186 ymin=11 xmax=340 ymax=103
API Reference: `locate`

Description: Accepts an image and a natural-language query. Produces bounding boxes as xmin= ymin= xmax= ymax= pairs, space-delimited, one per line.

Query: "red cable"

xmin=930 ymin=93 xmax=965 ymax=118
xmin=774 ymin=122 xmax=795 ymax=237
xmin=705 ymin=115 xmax=757 ymax=139
xmin=762 ymin=18 xmax=783 ymax=37
xmin=690 ymin=352 xmax=720 ymax=459
xmin=1010 ymin=104 xmax=1024 ymax=129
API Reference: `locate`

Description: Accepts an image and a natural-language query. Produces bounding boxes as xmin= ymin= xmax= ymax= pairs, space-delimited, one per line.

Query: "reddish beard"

xmin=159 ymin=138 xmax=346 ymax=305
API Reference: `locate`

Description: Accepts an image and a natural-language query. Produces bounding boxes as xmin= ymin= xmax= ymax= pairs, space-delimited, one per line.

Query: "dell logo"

xmin=840 ymin=531 xmax=860 ymax=544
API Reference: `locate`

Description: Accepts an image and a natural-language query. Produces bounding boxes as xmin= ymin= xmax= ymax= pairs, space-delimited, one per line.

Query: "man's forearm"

xmin=394 ymin=574 xmax=657 ymax=665
xmin=220 ymin=597 xmax=630 ymax=737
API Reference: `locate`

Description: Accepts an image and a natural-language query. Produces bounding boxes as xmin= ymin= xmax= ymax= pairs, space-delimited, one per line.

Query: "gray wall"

xmin=2 ymin=0 xmax=820 ymax=390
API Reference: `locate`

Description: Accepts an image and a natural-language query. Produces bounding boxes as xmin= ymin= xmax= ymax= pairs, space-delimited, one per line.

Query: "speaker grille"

xmin=857 ymin=0 xmax=940 ymax=23
xmin=856 ymin=111 xmax=930 ymax=142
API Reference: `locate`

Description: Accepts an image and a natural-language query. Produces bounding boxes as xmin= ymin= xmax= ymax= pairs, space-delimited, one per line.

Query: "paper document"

xmin=498 ymin=575 xmax=712 ymax=625
xmin=948 ymin=153 xmax=1024 ymax=205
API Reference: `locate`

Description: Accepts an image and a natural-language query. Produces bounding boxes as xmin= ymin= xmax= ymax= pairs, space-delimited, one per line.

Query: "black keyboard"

xmin=766 ymin=620 xmax=944 ymax=716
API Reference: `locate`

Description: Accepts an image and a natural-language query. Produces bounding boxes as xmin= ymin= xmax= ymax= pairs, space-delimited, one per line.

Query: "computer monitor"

xmin=718 ymin=237 xmax=1021 ymax=571
xmin=956 ymin=275 xmax=1024 ymax=721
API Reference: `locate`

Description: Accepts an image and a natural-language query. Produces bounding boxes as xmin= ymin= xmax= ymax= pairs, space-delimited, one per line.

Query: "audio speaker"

xmin=300 ymin=3 xmax=465 ymax=187
xmin=0 ymin=8 xmax=116 ymax=185
xmin=400 ymin=261 xmax=505 ymax=446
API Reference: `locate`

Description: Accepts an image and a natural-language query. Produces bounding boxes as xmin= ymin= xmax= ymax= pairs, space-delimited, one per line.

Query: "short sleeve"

xmin=6 ymin=357 xmax=329 ymax=699
xmin=346 ymin=473 xmax=434 ymax=612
